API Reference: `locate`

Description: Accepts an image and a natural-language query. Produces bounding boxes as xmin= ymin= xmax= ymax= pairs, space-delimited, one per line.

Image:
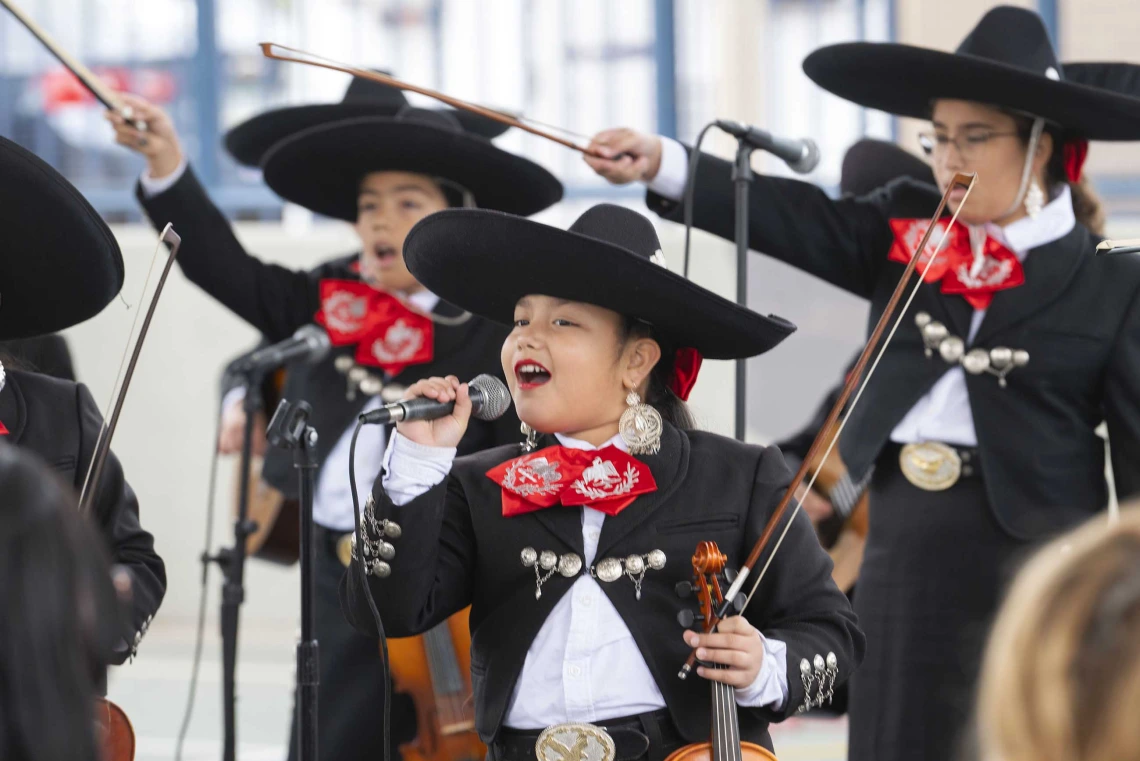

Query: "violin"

xmin=804 ymin=419 xmax=869 ymax=593
xmin=387 ymin=607 xmax=485 ymax=761
xmin=95 ymin=698 xmax=136 ymax=761
xmin=666 ymin=542 xmax=777 ymax=761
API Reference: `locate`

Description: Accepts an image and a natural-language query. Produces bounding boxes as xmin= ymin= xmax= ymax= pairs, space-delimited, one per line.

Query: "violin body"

xmin=95 ymin=698 xmax=135 ymax=761
xmin=664 ymin=741 xmax=777 ymax=761
xmin=387 ymin=607 xmax=485 ymax=761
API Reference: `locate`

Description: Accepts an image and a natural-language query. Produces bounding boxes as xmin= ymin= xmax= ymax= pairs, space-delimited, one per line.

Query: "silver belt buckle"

xmin=535 ymin=723 xmax=616 ymax=761
xmin=899 ymin=441 xmax=962 ymax=491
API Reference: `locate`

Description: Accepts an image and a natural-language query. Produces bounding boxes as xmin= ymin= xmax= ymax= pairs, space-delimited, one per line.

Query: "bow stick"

xmin=678 ymin=171 xmax=978 ymax=679
xmin=259 ymin=43 xmax=609 ymax=158
xmin=78 ymin=225 xmax=181 ymax=516
xmin=0 ymin=0 xmax=146 ymax=128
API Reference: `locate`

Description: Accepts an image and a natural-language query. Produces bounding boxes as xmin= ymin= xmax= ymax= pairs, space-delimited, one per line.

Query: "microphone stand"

xmin=267 ymin=398 xmax=320 ymax=761
xmin=205 ymin=368 xmax=262 ymax=761
xmin=731 ymin=138 xmax=755 ymax=442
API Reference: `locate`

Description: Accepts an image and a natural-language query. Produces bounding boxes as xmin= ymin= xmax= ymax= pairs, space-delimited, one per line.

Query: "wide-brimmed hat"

xmin=0 ymin=136 xmax=124 ymax=340
xmin=841 ymin=139 xmax=934 ymax=196
xmin=803 ymin=6 xmax=1140 ymax=141
xmin=260 ymin=108 xmax=563 ymax=221
xmin=223 ymin=73 xmax=510 ymax=167
xmin=401 ymin=204 xmax=796 ymax=360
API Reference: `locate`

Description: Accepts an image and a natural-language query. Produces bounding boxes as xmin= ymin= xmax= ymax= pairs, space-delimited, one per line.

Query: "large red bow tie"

xmin=0 ymin=421 xmax=8 ymax=435
xmin=487 ymin=445 xmax=658 ymax=518
xmin=314 ymin=279 xmax=434 ymax=375
xmin=888 ymin=219 xmax=1025 ymax=309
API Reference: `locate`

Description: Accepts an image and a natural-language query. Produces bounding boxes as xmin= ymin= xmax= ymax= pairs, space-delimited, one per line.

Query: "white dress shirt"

xmin=381 ymin=429 xmax=789 ymax=729
xmin=648 ymin=138 xmax=1076 ymax=446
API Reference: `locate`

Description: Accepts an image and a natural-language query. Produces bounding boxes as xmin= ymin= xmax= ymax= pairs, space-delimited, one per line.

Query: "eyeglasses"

xmin=917 ymin=130 xmax=1020 ymax=161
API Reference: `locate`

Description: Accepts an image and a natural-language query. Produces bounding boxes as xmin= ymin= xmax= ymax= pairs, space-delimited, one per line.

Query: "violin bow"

xmin=1 ymin=0 xmax=145 ymax=127
xmin=678 ymin=171 xmax=978 ymax=679
xmin=78 ymin=225 xmax=181 ymax=516
xmin=259 ymin=43 xmax=609 ymax=158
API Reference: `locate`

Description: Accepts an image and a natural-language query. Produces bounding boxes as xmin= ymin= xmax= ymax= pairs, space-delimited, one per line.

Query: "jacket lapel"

xmin=595 ymin=425 xmax=689 ymax=558
xmin=972 ymin=226 xmax=1087 ymax=346
xmin=0 ymin=371 xmax=26 ymax=443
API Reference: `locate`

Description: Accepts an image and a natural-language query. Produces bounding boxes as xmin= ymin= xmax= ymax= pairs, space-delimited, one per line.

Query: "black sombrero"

xmin=0 ymin=136 xmax=124 ymax=341
xmin=841 ymin=139 xmax=934 ymax=196
xmin=402 ymin=204 xmax=796 ymax=360
xmin=261 ymin=108 xmax=564 ymax=221
xmin=803 ymin=5 xmax=1140 ymax=141
xmin=223 ymin=73 xmax=510 ymax=167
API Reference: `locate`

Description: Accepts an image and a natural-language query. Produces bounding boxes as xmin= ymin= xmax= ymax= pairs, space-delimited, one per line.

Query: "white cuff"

xmin=734 ymin=634 xmax=789 ymax=710
xmin=645 ymin=137 xmax=690 ymax=201
xmin=221 ymin=386 xmax=247 ymax=414
xmin=381 ymin=431 xmax=457 ymax=506
xmin=139 ymin=157 xmax=188 ymax=198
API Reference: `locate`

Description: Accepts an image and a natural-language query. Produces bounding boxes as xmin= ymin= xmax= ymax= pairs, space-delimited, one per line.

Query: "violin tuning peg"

xmin=724 ymin=568 xmax=738 ymax=583
xmin=730 ymin=593 xmax=746 ymax=613
xmin=674 ymin=581 xmax=694 ymax=598
xmin=676 ymin=609 xmax=703 ymax=628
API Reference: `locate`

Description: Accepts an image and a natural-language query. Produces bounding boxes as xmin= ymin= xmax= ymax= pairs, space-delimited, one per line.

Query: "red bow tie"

xmin=486 ymin=445 xmax=658 ymax=518
xmin=888 ymin=218 xmax=1025 ymax=309
xmin=0 ymin=421 xmax=8 ymax=435
xmin=314 ymin=279 xmax=434 ymax=375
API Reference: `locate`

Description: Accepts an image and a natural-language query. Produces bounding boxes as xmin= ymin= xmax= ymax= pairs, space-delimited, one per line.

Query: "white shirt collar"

xmin=554 ymin=432 xmax=628 ymax=453
xmin=406 ymin=289 xmax=440 ymax=313
xmin=983 ymin=184 xmax=1075 ymax=259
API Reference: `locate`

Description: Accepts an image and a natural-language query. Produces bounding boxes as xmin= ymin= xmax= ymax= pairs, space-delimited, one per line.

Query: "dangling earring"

xmin=1024 ymin=178 xmax=1045 ymax=219
xmin=520 ymin=422 xmax=538 ymax=453
xmin=619 ymin=389 xmax=663 ymax=455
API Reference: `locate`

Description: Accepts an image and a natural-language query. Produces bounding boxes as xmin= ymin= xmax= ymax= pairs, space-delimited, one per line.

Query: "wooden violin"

xmin=387 ymin=607 xmax=485 ymax=761
xmin=95 ymin=698 xmax=136 ymax=761
xmin=665 ymin=542 xmax=778 ymax=761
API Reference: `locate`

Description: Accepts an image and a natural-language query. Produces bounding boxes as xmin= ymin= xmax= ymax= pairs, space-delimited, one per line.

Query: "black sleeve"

xmin=646 ymin=149 xmax=896 ymax=299
xmin=1104 ymin=283 xmax=1140 ymax=502
xmin=340 ymin=473 xmax=476 ymax=638
xmin=75 ymin=383 xmax=166 ymax=664
xmin=739 ymin=446 xmax=865 ymax=722
xmin=136 ymin=166 xmax=319 ymax=342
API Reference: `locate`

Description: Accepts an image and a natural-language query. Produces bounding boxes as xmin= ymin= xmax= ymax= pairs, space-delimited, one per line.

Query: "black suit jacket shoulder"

xmin=648 ymin=153 xmax=1140 ymax=539
xmin=341 ymin=424 xmax=864 ymax=747
xmin=0 ymin=370 xmax=165 ymax=663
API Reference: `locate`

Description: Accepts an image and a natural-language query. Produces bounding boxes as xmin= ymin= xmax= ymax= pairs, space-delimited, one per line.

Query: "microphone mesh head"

xmin=295 ymin=324 xmax=332 ymax=361
xmin=791 ymin=138 xmax=821 ymax=175
xmin=469 ymin=374 xmax=511 ymax=421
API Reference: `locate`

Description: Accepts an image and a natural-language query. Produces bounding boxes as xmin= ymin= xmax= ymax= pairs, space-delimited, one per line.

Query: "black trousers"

xmin=846 ymin=446 xmax=1037 ymax=761
xmin=285 ymin=527 xmax=417 ymax=761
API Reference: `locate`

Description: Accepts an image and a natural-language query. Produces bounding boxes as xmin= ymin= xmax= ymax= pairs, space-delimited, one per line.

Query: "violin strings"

xmin=740 ymin=177 xmax=979 ymax=613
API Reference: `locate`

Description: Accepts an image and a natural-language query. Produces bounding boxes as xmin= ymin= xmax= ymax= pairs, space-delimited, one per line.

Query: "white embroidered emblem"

xmin=370 ymin=318 xmax=425 ymax=363
xmin=953 ymin=257 xmax=1014 ymax=290
xmin=900 ymin=219 xmax=953 ymax=267
xmin=324 ymin=291 xmax=370 ymax=334
xmin=571 ymin=457 xmax=638 ymax=501
xmin=502 ymin=456 xmax=563 ymax=498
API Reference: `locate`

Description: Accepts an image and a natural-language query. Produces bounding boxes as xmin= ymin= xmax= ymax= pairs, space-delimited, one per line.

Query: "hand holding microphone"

xmin=365 ymin=374 xmax=510 ymax=449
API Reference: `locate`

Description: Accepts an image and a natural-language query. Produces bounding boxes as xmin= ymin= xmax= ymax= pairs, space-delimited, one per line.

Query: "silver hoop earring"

xmin=1024 ymin=178 xmax=1045 ymax=218
xmin=618 ymin=390 xmax=663 ymax=455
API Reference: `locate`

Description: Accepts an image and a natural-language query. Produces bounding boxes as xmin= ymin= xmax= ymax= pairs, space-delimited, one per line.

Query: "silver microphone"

xmin=358 ymin=374 xmax=511 ymax=425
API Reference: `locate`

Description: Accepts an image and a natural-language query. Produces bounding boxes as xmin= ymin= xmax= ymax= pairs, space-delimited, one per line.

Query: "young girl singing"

xmin=341 ymin=203 xmax=864 ymax=761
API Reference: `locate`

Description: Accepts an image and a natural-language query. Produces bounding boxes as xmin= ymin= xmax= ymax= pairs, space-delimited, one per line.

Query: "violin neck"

xmin=709 ymin=668 xmax=744 ymax=761
xmin=423 ymin=622 xmax=471 ymax=721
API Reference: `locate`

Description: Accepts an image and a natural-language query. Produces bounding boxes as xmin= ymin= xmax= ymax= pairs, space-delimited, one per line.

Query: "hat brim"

xmin=402 ymin=209 xmax=796 ymax=360
xmin=0 ymin=138 xmax=124 ymax=340
xmin=260 ymin=117 xmax=563 ymax=220
xmin=804 ymin=43 xmax=1140 ymax=141
xmin=224 ymin=102 xmax=511 ymax=167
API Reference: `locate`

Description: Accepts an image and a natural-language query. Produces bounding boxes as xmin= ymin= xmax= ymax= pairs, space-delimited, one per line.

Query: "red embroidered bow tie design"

xmin=888 ymin=218 xmax=1025 ymax=309
xmin=0 ymin=421 xmax=8 ymax=435
xmin=314 ymin=279 xmax=434 ymax=375
xmin=487 ymin=445 xmax=658 ymax=518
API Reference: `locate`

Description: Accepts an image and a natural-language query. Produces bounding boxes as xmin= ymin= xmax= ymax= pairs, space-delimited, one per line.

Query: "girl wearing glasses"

xmin=583 ymin=7 xmax=1140 ymax=761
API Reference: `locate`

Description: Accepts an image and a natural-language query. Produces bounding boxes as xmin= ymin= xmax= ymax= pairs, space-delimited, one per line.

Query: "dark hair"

xmin=1010 ymin=114 xmax=1106 ymax=237
xmin=620 ymin=317 xmax=696 ymax=431
xmin=0 ymin=443 xmax=119 ymax=761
